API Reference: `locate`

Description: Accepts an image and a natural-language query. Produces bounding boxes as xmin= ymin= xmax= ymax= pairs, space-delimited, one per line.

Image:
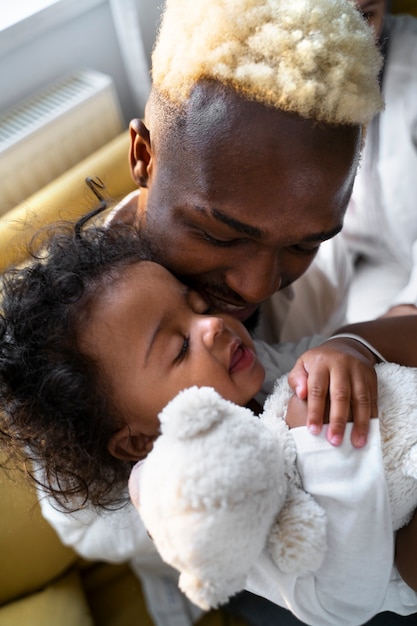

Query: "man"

xmin=38 ymin=1 xmax=417 ymax=624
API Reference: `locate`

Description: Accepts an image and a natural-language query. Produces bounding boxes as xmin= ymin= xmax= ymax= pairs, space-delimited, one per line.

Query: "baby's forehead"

xmin=113 ymin=260 xmax=184 ymax=290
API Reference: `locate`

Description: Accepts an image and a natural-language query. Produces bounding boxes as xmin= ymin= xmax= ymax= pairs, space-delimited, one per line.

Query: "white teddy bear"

xmin=130 ymin=362 xmax=417 ymax=611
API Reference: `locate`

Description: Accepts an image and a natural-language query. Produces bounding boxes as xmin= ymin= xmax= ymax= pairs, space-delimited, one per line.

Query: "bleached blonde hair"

xmin=151 ymin=0 xmax=383 ymax=125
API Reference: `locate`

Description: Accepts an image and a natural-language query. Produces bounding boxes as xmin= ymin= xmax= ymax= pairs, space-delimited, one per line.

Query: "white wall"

xmin=0 ymin=0 xmax=164 ymax=126
xmin=137 ymin=0 xmax=163 ymax=70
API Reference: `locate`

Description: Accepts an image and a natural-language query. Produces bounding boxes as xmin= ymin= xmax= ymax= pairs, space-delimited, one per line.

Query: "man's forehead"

xmin=181 ymin=83 xmax=359 ymax=154
xmin=187 ymin=83 xmax=231 ymax=122
xmin=181 ymin=84 xmax=247 ymax=148
xmin=151 ymin=81 xmax=361 ymax=166
xmin=182 ymin=82 xmax=304 ymax=142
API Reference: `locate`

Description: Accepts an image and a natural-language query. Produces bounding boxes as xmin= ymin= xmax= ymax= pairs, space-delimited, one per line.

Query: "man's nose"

xmin=197 ymin=316 xmax=225 ymax=348
xmin=226 ymin=253 xmax=281 ymax=304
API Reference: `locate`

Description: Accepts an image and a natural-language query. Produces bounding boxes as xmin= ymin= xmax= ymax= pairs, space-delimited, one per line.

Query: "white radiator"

xmin=0 ymin=69 xmax=124 ymax=213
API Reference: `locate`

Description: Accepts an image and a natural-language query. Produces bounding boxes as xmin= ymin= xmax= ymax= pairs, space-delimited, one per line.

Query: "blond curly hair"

xmin=151 ymin=0 xmax=383 ymax=125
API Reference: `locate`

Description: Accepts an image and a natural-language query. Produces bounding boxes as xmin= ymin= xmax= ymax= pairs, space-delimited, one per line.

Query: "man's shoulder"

xmin=105 ymin=190 xmax=140 ymax=227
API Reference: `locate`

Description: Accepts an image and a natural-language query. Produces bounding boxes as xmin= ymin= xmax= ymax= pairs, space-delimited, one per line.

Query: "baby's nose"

xmin=199 ymin=316 xmax=225 ymax=348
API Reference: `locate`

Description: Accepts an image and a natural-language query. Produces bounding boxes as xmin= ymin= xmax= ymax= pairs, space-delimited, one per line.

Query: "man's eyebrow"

xmin=210 ymin=208 xmax=265 ymax=238
xmin=302 ymin=223 xmax=344 ymax=243
xmin=206 ymin=207 xmax=343 ymax=243
xmin=358 ymin=0 xmax=376 ymax=11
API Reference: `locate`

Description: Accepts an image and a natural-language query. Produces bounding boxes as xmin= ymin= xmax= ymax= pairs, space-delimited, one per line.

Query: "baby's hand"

xmin=288 ymin=337 xmax=379 ymax=448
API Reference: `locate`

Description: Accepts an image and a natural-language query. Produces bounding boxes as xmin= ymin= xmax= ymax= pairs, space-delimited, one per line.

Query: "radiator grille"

xmin=0 ymin=69 xmax=124 ymax=213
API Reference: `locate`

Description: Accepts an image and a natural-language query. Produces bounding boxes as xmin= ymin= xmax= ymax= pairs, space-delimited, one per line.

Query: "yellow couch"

xmin=392 ymin=0 xmax=417 ymax=17
xmin=0 ymin=132 xmax=247 ymax=626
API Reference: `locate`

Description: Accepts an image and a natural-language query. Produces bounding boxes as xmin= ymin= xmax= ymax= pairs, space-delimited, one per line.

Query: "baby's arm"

xmin=287 ymin=388 xmax=417 ymax=595
xmin=247 ymin=418 xmax=397 ymax=625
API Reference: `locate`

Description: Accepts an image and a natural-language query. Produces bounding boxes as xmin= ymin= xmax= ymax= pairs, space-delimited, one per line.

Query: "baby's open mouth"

xmin=229 ymin=342 xmax=255 ymax=373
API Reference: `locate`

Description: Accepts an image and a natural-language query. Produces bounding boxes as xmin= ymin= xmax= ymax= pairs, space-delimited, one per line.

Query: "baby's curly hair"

xmin=0 ymin=212 xmax=154 ymax=511
xmin=151 ymin=0 xmax=383 ymax=125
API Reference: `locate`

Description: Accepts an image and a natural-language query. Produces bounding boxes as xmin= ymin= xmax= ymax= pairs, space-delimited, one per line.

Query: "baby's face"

xmin=79 ymin=261 xmax=265 ymax=442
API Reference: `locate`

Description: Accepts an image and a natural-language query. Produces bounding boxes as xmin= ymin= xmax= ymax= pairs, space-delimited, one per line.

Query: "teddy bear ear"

xmin=158 ymin=386 xmax=252 ymax=439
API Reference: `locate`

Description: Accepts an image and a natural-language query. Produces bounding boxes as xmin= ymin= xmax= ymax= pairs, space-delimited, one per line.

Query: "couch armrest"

xmin=0 ymin=460 xmax=78 ymax=606
xmin=0 ymin=130 xmax=135 ymax=273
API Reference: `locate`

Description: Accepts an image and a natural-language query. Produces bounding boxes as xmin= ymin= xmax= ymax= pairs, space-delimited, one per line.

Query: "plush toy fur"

xmin=131 ymin=362 xmax=417 ymax=610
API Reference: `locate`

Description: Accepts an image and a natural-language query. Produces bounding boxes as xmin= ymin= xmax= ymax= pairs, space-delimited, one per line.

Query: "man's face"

xmin=355 ymin=0 xmax=387 ymax=41
xmin=133 ymin=83 xmax=361 ymax=322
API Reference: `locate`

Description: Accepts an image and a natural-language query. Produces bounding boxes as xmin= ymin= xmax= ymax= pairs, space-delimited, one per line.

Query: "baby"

xmin=0 ymin=210 xmax=388 ymax=510
xmin=131 ymin=360 xmax=417 ymax=613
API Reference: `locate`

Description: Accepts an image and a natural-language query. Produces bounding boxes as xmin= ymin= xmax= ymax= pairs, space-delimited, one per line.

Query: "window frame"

xmin=0 ymin=0 xmax=105 ymax=57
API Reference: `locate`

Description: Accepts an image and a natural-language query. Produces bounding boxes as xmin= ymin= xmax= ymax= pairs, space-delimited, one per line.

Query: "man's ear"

xmin=129 ymin=118 xmax=152 ymax=189
xmin=108 ymin=424 xmax=153 ymax=462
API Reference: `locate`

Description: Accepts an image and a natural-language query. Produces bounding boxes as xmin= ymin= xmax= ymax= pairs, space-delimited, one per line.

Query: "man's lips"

xmin=229 ymin=340 xmax=255 ymax=373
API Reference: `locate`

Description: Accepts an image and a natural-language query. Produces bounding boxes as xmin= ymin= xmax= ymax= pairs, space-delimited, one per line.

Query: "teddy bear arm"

xmin=267 ymin=485 xmax=327 ymax=575
xmin=403 ymin=444 xmax=417 ymax=481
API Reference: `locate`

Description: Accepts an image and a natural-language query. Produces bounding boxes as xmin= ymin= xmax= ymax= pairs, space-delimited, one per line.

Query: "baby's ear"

xmin=108 ymin=425 xmax=153 ymax=462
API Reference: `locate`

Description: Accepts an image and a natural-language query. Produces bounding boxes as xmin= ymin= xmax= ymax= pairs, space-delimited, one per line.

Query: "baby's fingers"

xmin=288 ymin=359 xmax=309 ymax=400
xmin=305 ymin=371 xmax=331 ymax=438
xmin=325 ymin=378 xmax=352 ymax=446
xmin=349 ymin=381 xmax=378 ymax=448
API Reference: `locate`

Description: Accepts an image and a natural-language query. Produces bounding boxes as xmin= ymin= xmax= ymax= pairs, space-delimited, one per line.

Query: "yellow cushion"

xmin=392 ymin=0 xmax=417 ymax=16
xmin=81 ymin=562 xmax=154 ymax=626
xmin=0 ymin=462 xmax=77 ymax=606
xmin=81 ymin=561 xmax=248 ymax=626
xmin=0 ymin=570 xmax=93 ymax=626
xmin=0 ymin=130 xmax=135 ymax=273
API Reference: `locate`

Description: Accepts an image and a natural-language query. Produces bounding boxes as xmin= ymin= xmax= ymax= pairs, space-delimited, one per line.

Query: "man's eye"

xmin=175 ymin=336 xmax=189 ymax=363
xmin=288 ymin=243 xmax=320 ymax=257
xmin=201 ymin=231 xmax=237 ymax=247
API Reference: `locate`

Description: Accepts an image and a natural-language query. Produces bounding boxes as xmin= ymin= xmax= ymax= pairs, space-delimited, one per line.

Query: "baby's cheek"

xmin=285 ymin=393 xmax=308 ymax=428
